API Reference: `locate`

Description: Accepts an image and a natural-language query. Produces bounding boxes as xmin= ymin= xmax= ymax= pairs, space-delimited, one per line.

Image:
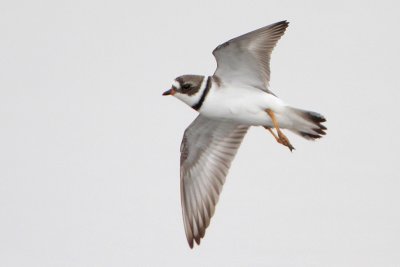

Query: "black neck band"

xmin=192 ymin=76 xmax=211 ymax=111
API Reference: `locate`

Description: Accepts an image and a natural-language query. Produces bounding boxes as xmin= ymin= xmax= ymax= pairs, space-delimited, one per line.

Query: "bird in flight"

xmin=163 ymin=21 xmax=326 ymax=248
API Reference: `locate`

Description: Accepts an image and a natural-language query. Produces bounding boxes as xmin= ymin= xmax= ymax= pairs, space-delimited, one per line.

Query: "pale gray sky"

xmin=1 ymin=0 xmax=399 ymax=266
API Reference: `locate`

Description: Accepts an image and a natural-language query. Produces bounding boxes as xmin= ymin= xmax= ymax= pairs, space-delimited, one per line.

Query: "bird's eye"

xmin=182 ymin=83 xmax=191 ymax=90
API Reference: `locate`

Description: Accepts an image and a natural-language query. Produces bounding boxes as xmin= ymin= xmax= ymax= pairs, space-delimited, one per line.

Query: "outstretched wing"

xmin=213 ymin=20 xmax=289 ymax=91
xmin=180 ymin=115 xmax=249 ymax=248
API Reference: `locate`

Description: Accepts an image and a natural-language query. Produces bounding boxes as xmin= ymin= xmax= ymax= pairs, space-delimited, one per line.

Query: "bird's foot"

xmin=265 ymin=127 xmax=295 ymax=152
xmin=264 ymin=109 xmax=295 ymax=152
xmin=277 ymin=130 xmax=295 ymax=152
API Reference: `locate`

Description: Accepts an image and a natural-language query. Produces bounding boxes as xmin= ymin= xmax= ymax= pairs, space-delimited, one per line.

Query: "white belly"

xmin=199 ymin=86 xmax=289 ymax=127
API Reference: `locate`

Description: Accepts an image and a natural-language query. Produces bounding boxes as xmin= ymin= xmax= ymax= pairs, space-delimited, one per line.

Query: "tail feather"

xmin=286 ymin=107 xmax=327 ymax=140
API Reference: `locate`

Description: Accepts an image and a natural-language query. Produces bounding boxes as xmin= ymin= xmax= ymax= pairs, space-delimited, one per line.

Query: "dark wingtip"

xmin=194 ymin=236 xmax=201 ymax=246
xmin=275 ymin=20 xmax=290 ymax=29
xmin=188 ymin=239 xmax=194 ymax=249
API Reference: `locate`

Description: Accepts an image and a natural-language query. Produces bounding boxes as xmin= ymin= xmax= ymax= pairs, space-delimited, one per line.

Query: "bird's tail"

xmin=286 ymin=107 xmax=327 ymax=140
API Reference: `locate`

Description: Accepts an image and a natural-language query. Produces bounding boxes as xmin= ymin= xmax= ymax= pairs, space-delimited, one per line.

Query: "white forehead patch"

xmin=172 ymin=80 xmax=180 ymax=89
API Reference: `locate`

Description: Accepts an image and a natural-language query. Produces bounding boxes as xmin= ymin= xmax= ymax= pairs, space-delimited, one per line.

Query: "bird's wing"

xmin=213 ymin=20 xmax=289 ymax=92
xmin=180 ymin=115 xmax=249 ymax=248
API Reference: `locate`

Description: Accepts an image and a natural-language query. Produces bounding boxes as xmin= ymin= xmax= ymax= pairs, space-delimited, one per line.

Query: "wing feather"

xmin=213 ymin=20 xmax=289 ymax=91
xmin=180 ymin=115 xmax=248 ymax=248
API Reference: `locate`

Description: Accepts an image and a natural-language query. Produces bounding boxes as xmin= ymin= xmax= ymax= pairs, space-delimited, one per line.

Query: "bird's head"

xmin=163 ymin=75 xmax=209 ymax=108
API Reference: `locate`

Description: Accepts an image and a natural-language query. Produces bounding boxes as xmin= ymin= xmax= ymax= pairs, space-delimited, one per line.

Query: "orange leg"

xmin=265 ymin=109 xmax=295 ymax=152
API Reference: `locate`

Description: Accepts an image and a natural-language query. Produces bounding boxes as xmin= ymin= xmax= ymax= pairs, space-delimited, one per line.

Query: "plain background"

xmin=1 ymin=0 xmax=399 ymax=266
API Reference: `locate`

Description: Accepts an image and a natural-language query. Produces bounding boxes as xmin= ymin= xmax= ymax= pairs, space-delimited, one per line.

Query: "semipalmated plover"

xmin=163 ymin=21 xmax=327 ymax=248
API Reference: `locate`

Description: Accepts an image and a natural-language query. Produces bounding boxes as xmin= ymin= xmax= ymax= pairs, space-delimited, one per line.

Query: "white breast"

xmin=200 ymin=84 xmax=287 ymax=127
